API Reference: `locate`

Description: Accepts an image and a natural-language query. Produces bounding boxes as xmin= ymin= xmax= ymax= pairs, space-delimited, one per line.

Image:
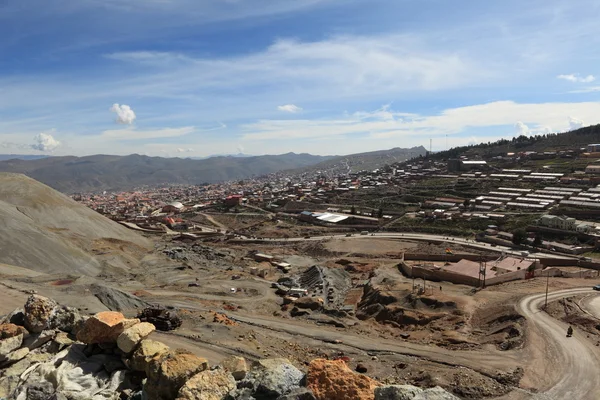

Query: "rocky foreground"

xmin=0 ymin=295 xmax=460 ymax=400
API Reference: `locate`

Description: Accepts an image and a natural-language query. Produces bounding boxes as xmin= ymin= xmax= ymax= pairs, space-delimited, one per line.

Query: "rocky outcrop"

xmin=306 ymin=359 xmax=380 ymax=400
xmin=0 ymin=295 xmax=463 ymax=400
xmin=294 ymin=297 xmax=324 ymax=311
xmin=76 ymin=311 xmax=139 ymax=344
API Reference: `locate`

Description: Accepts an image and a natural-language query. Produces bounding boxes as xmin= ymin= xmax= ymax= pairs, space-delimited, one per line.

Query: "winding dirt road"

xmin=517 ymin=288 xmax=600 ymax=399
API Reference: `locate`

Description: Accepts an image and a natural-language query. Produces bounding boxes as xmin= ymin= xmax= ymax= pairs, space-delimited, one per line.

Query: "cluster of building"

xmin=471 ymin=185 xmax=600 ymax=212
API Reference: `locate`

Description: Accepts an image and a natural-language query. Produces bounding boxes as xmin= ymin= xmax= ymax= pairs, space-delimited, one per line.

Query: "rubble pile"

xmin=137 ymin=307 xmax=182 ymax=331
xmin=0 ymin=295 xmax=461 ymax=400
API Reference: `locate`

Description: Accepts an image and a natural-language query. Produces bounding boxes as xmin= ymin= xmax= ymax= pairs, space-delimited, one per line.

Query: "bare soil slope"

xmin=0 ymin=173 xmax=151 ymax=275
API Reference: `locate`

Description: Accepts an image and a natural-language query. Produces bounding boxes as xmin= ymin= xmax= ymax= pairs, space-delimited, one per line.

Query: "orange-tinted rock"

xmin=76 ymin=311 xmax=139 ymax=344
xmin=306 ymin=359 xmax=380 ymax=400
xmin=0 ymin=324 xmax=26 ymax=340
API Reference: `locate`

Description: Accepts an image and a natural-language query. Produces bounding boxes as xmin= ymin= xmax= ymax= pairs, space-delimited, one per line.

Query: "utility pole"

xmin=544 ymin=269 xmax=550 ymax=310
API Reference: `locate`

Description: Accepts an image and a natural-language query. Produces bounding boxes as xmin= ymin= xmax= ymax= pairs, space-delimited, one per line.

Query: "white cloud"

xmin=570 ymin=86 xmax=600 ymax=94
xmin=568 ymin=116 xmax=584 ymax=130
xmin=102 ymin=126 xmax=194 ymax=140
xmin=277 ymin=104 xmax=303 ymax=113
xmin=241 ymin=101 xmax=600 ymax=142
xmin=31 ymin=132 xmax=61 ymax=152
xmin=514 ymin=121 xmax=530 ymax=136
xmin=176 ymin=147 xmax=194 ymax=153
xmin=557 ymin=74 xmax=595 ymax=83
xmin=110 ymin=103 xmax=137 ymax=125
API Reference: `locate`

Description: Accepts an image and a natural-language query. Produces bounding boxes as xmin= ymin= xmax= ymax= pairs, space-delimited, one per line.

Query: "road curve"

xmin=231 ymin=232 xmax=578 ymax=260
xmin=517 ymin=288 xmax=600 ymax=399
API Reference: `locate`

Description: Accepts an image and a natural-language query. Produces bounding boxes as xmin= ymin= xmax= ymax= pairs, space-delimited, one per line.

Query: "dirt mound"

xmin=471 ymin=304 xmax=525 ymax=351
xmin=0 ymin=173 xmax=151 ymax=276
xmin=91 ymin=284 xmax=150 ymax=312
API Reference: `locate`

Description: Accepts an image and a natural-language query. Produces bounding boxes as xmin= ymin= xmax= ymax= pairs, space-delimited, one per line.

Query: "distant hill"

xmin=0 ymin=173 xmax=151 ymax=276
xmin=435 ymin=124 xmax=600 ymax=159
xmin=0 ymin=154 xmax=49 ymax=161
xmin=0 ymin=153 xmax=334 ymax=193
xmin=287 ymin=146 xmax=428 ymax=177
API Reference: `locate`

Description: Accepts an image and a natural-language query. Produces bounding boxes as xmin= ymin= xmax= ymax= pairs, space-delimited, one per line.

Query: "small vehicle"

xmin=360 ymin=231 xmax=368 ymax=235
xmin=593 ymin=285 xmax=600 ymax=291
xmin=345 ymin=233 xmax=352 ymax=237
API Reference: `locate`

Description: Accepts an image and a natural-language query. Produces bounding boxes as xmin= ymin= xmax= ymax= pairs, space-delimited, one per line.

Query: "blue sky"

xmin=2 ymin=0 xmax=600 ymax=157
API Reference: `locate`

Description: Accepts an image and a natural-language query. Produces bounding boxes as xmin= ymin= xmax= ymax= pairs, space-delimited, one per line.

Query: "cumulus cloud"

xmin=176 ymin=148 xmax=194 ymax=153
xmin=110 ymin=103 xmax=136 ymax=125
xmin=514 ymin=121 xmax=530 ymax=136
xmin=31 ymin=132 xmax=60 ymax=152
xmin=277 ymin=104 xmax=303 ymax=113
xmin=557 ymin=74 xmax=595 ymax=83
xmin=568 ymin=116 xmax=584 ymax=130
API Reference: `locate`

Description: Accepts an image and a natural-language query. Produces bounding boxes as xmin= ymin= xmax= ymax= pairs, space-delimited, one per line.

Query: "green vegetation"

xmin=511 ymin=229 xmax=528 ymax=246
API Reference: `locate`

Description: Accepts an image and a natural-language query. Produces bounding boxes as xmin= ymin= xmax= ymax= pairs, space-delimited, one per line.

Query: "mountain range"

xmin=0 ymin=147 xmax=426 ymax=193
xmin=0 ymin=153 xmax=334 ymax=193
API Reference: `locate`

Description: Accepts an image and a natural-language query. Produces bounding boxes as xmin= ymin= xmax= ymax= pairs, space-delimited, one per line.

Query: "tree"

xmin=533 ymin=234 xmax=543 ymax=247
xmin=351 ymin=206 xmax=356 ymax=215
xmin=512 ymin=229 xmax=527 ymax=246
xmin=377 ymin=208 xmax=384 ymax=219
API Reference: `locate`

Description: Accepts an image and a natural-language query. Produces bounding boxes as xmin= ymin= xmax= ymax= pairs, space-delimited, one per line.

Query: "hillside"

xmin=435 ymin=124 xmax=600 ymax=159
xmin=287 ymin=146 xmax=427 ymax=177
xmin=0 ymin=173 xmax=151 ymax=275
xmin=0 ymin=153 xmax=334 ymax=193
xmin=0 ymin=154 xmax=49 ymax=161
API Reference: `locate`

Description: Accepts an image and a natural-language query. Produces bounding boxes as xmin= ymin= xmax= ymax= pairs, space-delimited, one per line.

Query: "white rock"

xmin=117 ymin=322 xmax=155 ymax=353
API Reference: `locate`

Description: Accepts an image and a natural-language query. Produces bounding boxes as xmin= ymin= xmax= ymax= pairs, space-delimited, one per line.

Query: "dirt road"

xmin=517 ymin=288 xmax=600 ymax=399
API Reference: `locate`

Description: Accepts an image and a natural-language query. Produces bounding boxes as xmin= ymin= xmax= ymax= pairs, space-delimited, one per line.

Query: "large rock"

xmin=48 ymin=305 xmax=82 ymax=334
xmin=245 ymin=358 xmax=304 ymax=398
xmin=117 ymin=322 xmax=155 ymax=353
xmin=145 ymin=350 xmax=210 ymax=400
xmin=23 ymin=295 xmax=58 ymax=333
xmin=221 ymin=356 xmax=248 ymax=380
xmin=374 ymin=385 xmax=460 ymax=400
xmin=306 ymin=359 xmax=380 ymax=400
xmin=0 ymin=334 xmax=23 ymax=362
xmin=130 ymin=339 xmax=170 ymax=373
xmin=294 ymin=297 xmax=323 ymax=311
xmin=76 ymin=311 xmax=139 ymax=344
xmin=176 ymin=368 xmax=236 ymax=400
